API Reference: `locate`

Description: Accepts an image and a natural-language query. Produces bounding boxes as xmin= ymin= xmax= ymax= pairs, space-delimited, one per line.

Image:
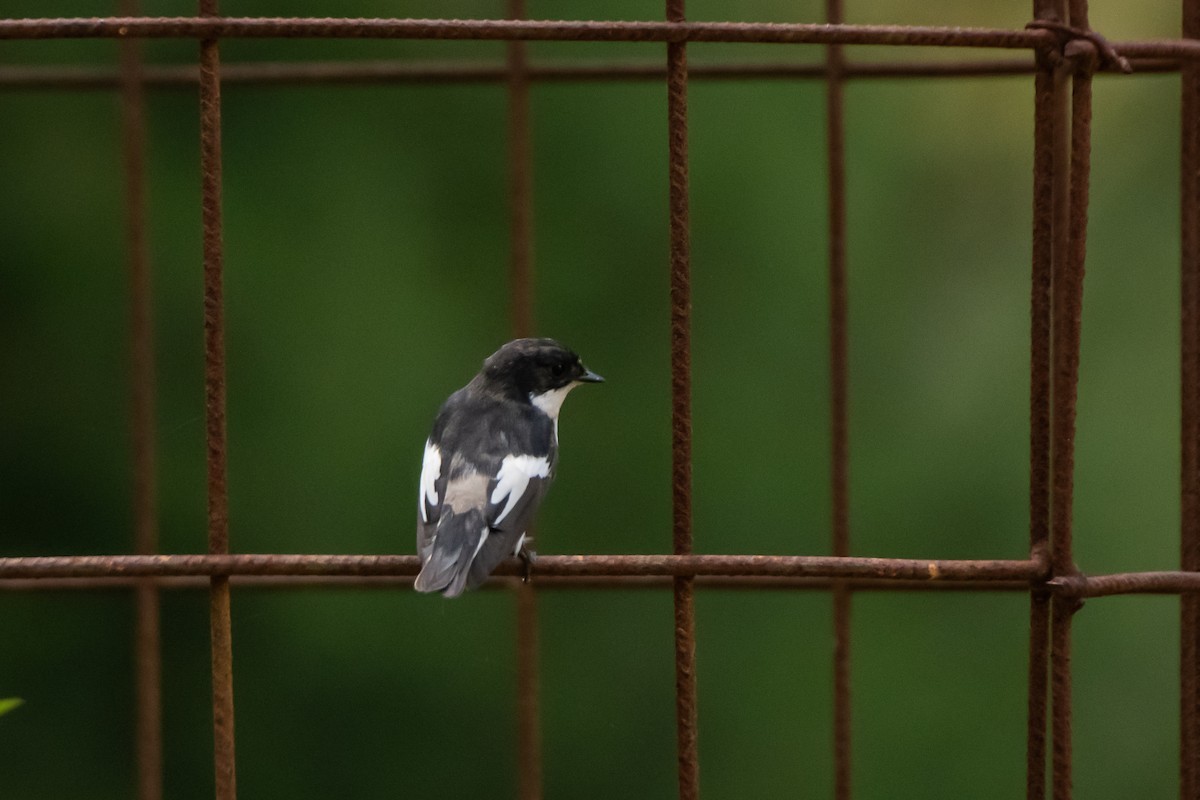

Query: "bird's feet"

xmin=518 ymin=539 xmax=538 ymax=584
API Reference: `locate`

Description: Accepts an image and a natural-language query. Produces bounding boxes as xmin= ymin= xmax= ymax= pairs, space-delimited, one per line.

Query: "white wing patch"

xmin=418 ymin=440 xmax=442 ymax=523
xmin=490 ymin=453 xmax=551 ymax=526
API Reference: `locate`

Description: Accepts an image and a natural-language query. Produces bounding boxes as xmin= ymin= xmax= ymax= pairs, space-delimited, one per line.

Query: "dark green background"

xmin=0 ymin=1 xmax=1186 ymax=797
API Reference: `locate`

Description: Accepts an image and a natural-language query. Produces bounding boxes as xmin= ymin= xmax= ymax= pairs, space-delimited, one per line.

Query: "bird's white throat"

xmin=530 ymin=383 xmax=577 ymax=421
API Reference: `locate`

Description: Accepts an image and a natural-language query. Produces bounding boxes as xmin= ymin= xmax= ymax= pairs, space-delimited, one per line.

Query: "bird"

xmin=414 ymin=338 xmax=603 ymax=597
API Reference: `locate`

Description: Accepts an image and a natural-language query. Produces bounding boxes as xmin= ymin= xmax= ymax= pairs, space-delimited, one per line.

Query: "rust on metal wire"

xmin=21 ymin=569 xmax=1200 ymax=597
xmin=0 ymin=59 xmax=1044 ymax=89
xmin=1026 ymin=591 xmax=1051 ymax=799
xmin=1049 ymin=32 xmax=1091 ymax=585
xmin=5 ymin=55 xmax=1192 ymax=93
xmin=665 ymin=4 xmax=699 ymax=796
xmin=132 ymin=583 xmax=162 ymax=800
xmin=7 ymin=4 xmax=1199 ymax=800
xmin=1046 ymin=0 xmax=1097 ymax=794
xmin=1117 ymin=39 xmax=1200 ymax=60
xmin=0 ymin=574 xmax=1037 ymax=593
xmin=0 ymin=553 xmax=1048 ymax=580
xmin=13 ymin=57 xmax=1192 ymax=92
xmin=504 ymin=1 xmax=543 ymax=795
xmin=1051 ymin=595 xmax=1081 ymax=800
xmin=1026 ymin=2 xmax=1058 ymax=794
xmin=824 ymin=0 xmax=852 ymax=797
xmin=120 ymin=6 xmax=156 ymax=574
xmin=1051 ymin=571 xmax=1200 ymax=597
xmin=200 ymin=10 xmax=228 ymax=562
xmin=1025 ymin=20 xmax=1132 ymax=73
xmin=0 ymin=14 xmax=1179 ymax=64
xmin=1182 ymin=2 xmax=1200 ymax=795
xmin=0 ymin=17 xmax=1059 ymax=48
xmin=197 ymin=0 xmax=237 ymax=795
xmin=507 ymin=8 xmax=534 ymax=344
xmin=117 ymin=0 xmax=163 ymax=795
xmin=515 ymin=585 xmax=541 ymax=800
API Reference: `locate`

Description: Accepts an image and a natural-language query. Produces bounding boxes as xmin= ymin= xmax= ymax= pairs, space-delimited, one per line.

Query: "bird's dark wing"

xmin=414 ymin=394 xmax=556 ymax=597
xmin=461 ymin=454 xmax=553 ymax=592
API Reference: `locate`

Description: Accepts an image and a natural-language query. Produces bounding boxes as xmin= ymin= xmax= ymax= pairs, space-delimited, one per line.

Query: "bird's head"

xmin=477 ymin=338 xmax=603 ymax=408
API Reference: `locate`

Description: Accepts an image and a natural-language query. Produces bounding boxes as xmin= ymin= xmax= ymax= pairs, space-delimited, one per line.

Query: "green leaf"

xmin=0 ymin=698 xmax=24 ymax=717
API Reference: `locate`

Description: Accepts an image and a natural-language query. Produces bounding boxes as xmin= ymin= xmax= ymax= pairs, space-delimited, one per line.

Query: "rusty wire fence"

xmin=1 ymin=2 xmax=1199 ymax=799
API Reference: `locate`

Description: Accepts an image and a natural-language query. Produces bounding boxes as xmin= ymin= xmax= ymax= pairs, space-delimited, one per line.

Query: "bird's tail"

xmin=414 ymin=510 xmax=490 ymax=598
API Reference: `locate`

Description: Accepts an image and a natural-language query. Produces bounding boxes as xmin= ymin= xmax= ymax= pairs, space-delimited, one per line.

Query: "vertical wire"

xmin=506 ymin=0 xmax=542 ymax=796
xmin=824 ymin=1 xmax=852 ymax=798
xmin=1055 ymin=0 xmax=1092 ymax=573
xmin=1048 ymin=1 xmax=1095 ymax=795
xmin=666 ymin=1 xmax=699 ymax=798
xmin=1050 ymin=594 xmax=1079 ymax=800
xmin=119 ymin=0 xmax=163 ymax=796
xmin=1027 ymin=2 xmax=1061 ymax=797
xmin=515 ymin=585 xmax=541 ymax=800
xmin=508 ymin=0 xmax=534 ymax=341
xmin=199 ymin=0 xmax=236 ymax=796
xmin=1181 ymin=0 xmax=1200 ymax=795
xmin=1048 ymin=51 xmax=1075 ymax=799
xmin=1027 ymin=590 xmax=1051 ymax=799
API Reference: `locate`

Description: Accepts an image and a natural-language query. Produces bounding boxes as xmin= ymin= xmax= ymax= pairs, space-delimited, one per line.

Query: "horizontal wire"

xmin=0 ymin=57 xmax=1181 ymax=90
xmin=3 ymin=17 xmax=1198 ymax=63
xmin=0 ymin=59 xmax=1025 ymax=88
xmin=0 ymin=552 xmax=1046 ymax=581
xmin=1050 ymin=571 xmax=1200 ymax=597
xmin=9 ymin=563 xmax=1200 ymax=596
xmin=0 ymin=18 xmax=1063 ymax=47
xmin=0 ymin=574 xmax=1034 ymax=592
xmin=3 ymin=555 xmax=1197 ymax=596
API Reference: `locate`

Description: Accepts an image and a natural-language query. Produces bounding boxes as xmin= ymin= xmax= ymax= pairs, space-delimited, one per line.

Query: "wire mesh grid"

xmin=1 ymin=1 xmax=1199 ymax=799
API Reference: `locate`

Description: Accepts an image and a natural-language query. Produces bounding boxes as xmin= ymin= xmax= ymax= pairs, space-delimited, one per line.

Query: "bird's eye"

xmin=551 ymin=362 xmax=566 ymax=376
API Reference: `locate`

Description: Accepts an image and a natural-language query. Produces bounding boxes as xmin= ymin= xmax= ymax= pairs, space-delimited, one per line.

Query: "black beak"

xmin=578 ymin=367 xmax=605 ymax=383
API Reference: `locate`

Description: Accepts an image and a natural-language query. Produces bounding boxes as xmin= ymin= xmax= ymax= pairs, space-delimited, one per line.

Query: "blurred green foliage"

xmin=0 ymin=1 xmax=1188 ymax=797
